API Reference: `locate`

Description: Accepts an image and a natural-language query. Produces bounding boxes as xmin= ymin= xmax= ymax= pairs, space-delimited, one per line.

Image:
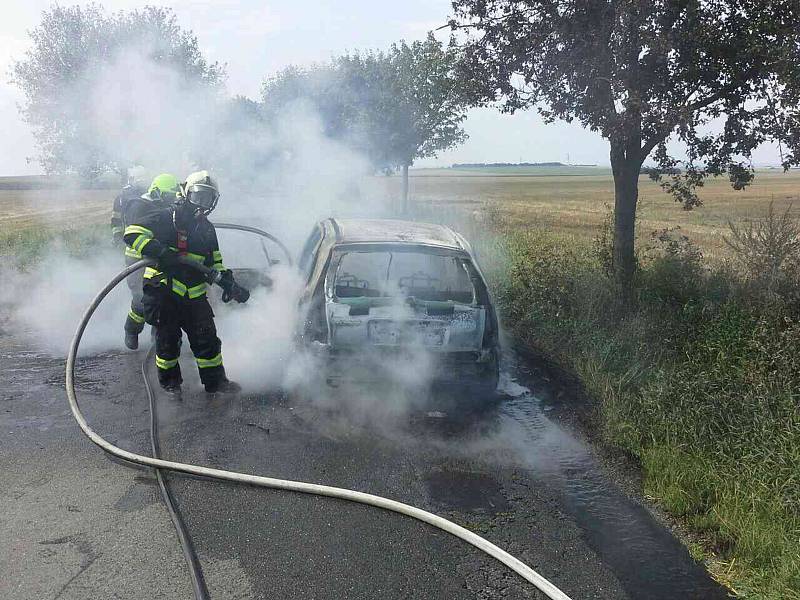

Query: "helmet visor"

xmin=186 ymin=184 xmax=219 ymax=212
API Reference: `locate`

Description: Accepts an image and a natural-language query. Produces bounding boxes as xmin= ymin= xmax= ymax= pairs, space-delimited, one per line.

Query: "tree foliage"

xmin=261 ymin=33 xmax=470 ymax=172
xmin=261 ymin=64 xmax=353 ymax=141
xmin=12 ymin=4 xmax=224 ymax=177
xmin=449 ymin=0 xmax=800 ymax=287
xmin=202 ymin=96 xmax=277 ymax=178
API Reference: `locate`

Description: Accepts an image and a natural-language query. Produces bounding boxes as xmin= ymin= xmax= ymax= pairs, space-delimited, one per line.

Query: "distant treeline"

xmin=641 ymin=165 xmax=682 ymax=175
xmin=451 ymin=161 xmax=598 ymax=168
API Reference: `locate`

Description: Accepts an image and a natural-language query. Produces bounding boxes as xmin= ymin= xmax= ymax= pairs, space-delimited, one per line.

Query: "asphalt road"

xmin=1 ymin=328 xmax=731 ymax=600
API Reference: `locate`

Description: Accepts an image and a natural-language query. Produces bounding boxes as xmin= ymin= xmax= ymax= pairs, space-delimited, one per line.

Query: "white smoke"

xmin=5 ymin=244 xmax=131 ymax=356
xmin=213 ymin=265 xmax=305 ymax=391
xmin=83 ymin=45 xmax=203 ymax=176
xmin=4 ymin=37 xmax=501 ymax=429
xmin=211 ymin=99 xmax=388 ymax=250
xmin=5 ymin=42 xmax=404 ymax=404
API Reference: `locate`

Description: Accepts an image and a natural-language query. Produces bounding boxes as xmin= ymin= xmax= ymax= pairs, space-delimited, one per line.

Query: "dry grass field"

xmin=0 ymin=187 xmax=110 ymax=233
xmin=3 ymin=169 xmax=799 ymax=262
xmin=0 ymin=180 xmax=114 ymax=265
xmin=403 ymin=167 xmax=800 ymax=261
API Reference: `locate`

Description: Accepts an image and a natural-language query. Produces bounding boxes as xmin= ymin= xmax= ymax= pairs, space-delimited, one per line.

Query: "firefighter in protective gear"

xmin=112 ymin=185 xmax=144 ymax=245
xmin=118 ymin=173 xmax=182 ymax=350
xmin=123 ymin=170 xmax=248 ymax=396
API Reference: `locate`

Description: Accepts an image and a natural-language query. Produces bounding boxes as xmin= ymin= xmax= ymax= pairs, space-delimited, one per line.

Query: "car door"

xmin=297 ymin=223 xmax=335 ymax=342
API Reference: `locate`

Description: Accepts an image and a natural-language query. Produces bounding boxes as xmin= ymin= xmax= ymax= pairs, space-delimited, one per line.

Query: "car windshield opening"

xmin=333 ymin=250 xmax=476 ymax=304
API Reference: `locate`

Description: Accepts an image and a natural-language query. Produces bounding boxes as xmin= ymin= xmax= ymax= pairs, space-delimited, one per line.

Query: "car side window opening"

xmin=215 ymin=229 xmax=272 ymax=270
xmin=333 ymin=251 xmax=476 ymax=304
xmin=298 ymin=226 xmax=323 ymax=279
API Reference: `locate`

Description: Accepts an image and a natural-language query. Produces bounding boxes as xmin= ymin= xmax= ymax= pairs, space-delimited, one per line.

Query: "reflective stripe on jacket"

xmin=123 ymin=202 xmax=225 ymax=300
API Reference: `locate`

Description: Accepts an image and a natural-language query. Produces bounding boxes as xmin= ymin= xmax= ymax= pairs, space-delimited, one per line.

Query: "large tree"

xmin=261 ymin=34 xmax=471 ymax=213
xmin=343 ymin=35 xmax=471 ymax=213
xmin=450 ymin=0 xmax=800 ymax=290
xmin=12 ymin=4 xmax=224 ymax=177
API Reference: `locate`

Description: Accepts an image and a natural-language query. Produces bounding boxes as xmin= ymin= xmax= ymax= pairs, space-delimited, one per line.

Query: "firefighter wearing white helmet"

xmin=122 ymin=170 xmax=249 ymax=396
xmin=181 ymin=170 xmax=221 ymax=215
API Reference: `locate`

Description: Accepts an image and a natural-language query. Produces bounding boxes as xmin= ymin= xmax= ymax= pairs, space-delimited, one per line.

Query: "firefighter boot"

xmin=205 ymin=377 xmax=241 ymax=395
xmin=124 ymin=310 xmax=145 ymax=350
xmin=158 ymin=366 xmax=183 ymax=401
xmin=124 ymin=332 xmax=139 ymax=350
xmin=163 ymin=383 xmax=182 ymax=399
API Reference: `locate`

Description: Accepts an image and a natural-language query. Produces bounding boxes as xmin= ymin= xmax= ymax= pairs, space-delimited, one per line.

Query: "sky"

xmin=0 ymin=0 xmax=784 ymax=175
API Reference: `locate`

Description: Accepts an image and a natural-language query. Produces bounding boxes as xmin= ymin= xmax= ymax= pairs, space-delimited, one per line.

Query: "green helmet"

xmin=144 ymin=173 xmax=181 ymax=201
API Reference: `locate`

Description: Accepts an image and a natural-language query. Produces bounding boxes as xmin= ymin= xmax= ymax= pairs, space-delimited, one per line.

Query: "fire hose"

xmin=65 ymin=253 xmax=573 ymax=600
xmin=143 ymin=342 xmax=210 ymax=599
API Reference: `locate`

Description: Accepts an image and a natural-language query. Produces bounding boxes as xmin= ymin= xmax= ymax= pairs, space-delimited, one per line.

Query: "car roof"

xmin=329 ymin=218 xmax=470 ymax=252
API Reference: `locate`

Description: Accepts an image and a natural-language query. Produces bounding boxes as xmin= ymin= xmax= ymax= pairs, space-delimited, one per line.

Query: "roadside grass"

xmin=481 ymin=225 xmax=800 ymax=600
xmin=0 ymin=185 xmax=111 ymax=267
xmin=1 ymin=223 xmax=108 ymax=268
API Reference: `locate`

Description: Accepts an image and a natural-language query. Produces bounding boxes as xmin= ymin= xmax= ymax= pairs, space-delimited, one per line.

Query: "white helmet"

xmin=181 ymin=170 xmax=220 ymax=214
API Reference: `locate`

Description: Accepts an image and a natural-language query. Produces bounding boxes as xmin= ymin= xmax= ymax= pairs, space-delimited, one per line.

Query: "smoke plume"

xmin=6 ymin=42 xmax=425 ymax=416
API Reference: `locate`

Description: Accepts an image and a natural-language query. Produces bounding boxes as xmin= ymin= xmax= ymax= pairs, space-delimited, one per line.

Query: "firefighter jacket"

xmin=111 ymin=185 xmax=146 ymax=250
xmin=123 ymin=203 xmax=226 ymax=301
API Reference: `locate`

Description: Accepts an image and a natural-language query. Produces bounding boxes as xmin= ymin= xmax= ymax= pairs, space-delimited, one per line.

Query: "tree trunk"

xmin=400 ymin=163 xmax=410 ymax=217
xmin=610 ymin=146 xmax=641 ymax=295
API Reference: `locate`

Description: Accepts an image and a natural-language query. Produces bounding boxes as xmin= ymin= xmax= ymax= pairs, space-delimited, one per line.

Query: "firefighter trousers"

xmin=141 ymin=286 xmax=225 ymax=388
xmin=124 ymin=256 xmax=146 ymax=335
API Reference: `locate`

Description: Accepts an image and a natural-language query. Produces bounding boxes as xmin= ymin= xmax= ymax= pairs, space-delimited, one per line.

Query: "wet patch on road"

xmin=114 ymin=480 xmax=159 ymax=513
xmin=424 ymin=469 xmax=510 ymax=514
xmin=498 ymin=353 xmax=730 ymax=600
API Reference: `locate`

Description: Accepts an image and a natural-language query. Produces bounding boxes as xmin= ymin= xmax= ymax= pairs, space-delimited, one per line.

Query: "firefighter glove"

xmin=219 ymin=271 xmax=249 ymax=304
xmin=219 ymin=270 xmax=235 ymax=302
xmin=232 ymin=283 xmax=250 ymax=303
xmin=223 ymin=282 xmax=249 ymax=304
xmin=218 ymin=269 xmax=234 ymax=287
xmin=158 ymin=247 xmax=181 ymax=269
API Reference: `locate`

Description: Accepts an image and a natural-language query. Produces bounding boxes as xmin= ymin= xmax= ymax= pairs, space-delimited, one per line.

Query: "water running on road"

xmin=496 ymin=354 xmax=729 ymax=600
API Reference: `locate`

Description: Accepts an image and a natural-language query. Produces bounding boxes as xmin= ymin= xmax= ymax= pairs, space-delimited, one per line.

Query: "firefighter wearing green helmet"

xmin=117 ymin=173 xmax=181 ymax=350
xmin=123 ymin=170 xmax=248 ymax=396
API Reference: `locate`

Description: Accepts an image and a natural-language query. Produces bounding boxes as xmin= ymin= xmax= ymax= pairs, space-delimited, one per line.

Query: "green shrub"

xmin=487 ymin=228 xmax=800 ymax=599
xmin=724 ymin=202 xmax=800 ymax=304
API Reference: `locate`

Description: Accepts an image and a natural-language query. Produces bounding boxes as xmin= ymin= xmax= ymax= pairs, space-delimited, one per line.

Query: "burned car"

xmin=297 ymin=218 xmax=500 ymax=395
